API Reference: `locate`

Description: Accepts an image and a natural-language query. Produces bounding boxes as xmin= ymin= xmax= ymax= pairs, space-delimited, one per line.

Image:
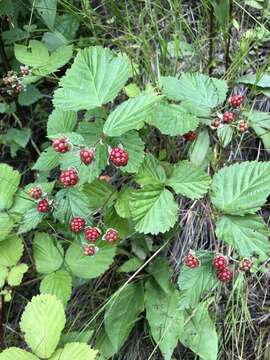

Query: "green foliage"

xmin=188 ymin=129 xmax=210 ymax=166
xmin=47 ymin=110 xmax=77 ymax=137
xmin=0 ymin=235 xmax=24 ymax=267
xmin=40 ymin=270 xmax=72 ymax=305
xmin=7 ymin=263 xmax=28 ymax=286
xmin=53 ymin=46 xmax=132 ymax=111
xmin=0 ymin=348 xmax=39 ymax=360
xmin=0 ymin=164 xmax=20 ymax=211
xmin=49 ymin=343 xmax=97 ymax=360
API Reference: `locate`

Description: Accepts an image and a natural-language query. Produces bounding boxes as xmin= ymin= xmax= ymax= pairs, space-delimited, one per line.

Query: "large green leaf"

xmin=103 ymin=94 xmax=160 ymax=136
xmin=216 ymin=215 xmax=269 ymax=260
xmin=161 ymin=73 xmax=228 ymax=115
xmin=47 ymin=109 xmax=77 ymax=137
xmin=33 ymin=233 xmax=64 ymax=274
xmin=40 ymin=270 xmax=72 ymax=306
xmin=180 ymin=302 xmax=218 ymax=360
xmin=0 ymin=164 xmax=20 ymax=211
xmin=135 ymin=154 xmax=166 ymax=186
xmin=0 ymin=348 xmax=39 ymax=360
xmin=210 ymin=161 xmax=270 ymax=215
xmin=53 ymin=46 xmax=131 ymax=111
xmin=54 ymin=188 xmax=90 ymax=223
xmin=149 ymin=103 xmax=199 ymax=136
xmin=104 ymin=283 xmax=144 ymax=352
xmin=166 ymin=161 xmax=210 ymax=199
xmin=20 ymin=294 xmax=66 ymax=359
xmin=49 ymin=343 xmax=97 ymax=360
xmin=35 ymin=0 xmax=57 ymax=29
xmin=7 ymin=263 xmax=28 ymax=286
xmin=33 ymin=147 xmax=60 ymax=171
xmin=82 ymin=180 xmax=116 ymax=209
xmin=145 ymin=279 xmax=184 ymax=360
xmin=0 ymin=235 xmax=24 ymax=267
xmin=178 ymin=252 xmax=218 ymax=309
xmin=246 ymin=111 xmax=270 ymax=152
xmin=130 ymin=185 xmax=178 ymax=234
xmin=65 ymin=241 xmax=116 ymax=279
xmin=77 ymin=119 xmax=104 ymax=145
xmin=0 ymin=213 xmax=14 ymax=241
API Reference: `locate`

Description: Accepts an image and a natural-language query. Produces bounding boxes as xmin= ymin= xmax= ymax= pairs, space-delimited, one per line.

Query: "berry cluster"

xmin=2 ymin=68 xmax=29 ymax=95
xmin=59 ymin=169 xmax=78 ymax=187
xmin=183 ymin=131 xmax=197 ymax=142
xmin=80 ymin=149 xmax=95 ymax=165
xmin=229 ymin=94 xmax=244 ymax=108
xmin=240 ymin=258 xmax=252 ymax=272
xmin=213 ymin=255 xmax=232 ymax=283
xmin=184 ymin=252 xmax=200 ymax=268
xmin=52 ymin=137 xmax=70 ymax=153
xmin=70 ymin=217 xmax=86 ymax=233
xmin=28 ymin=186 xmax=52 ymax=213
xmin=109 ymin=147 xmax=129 ymax=167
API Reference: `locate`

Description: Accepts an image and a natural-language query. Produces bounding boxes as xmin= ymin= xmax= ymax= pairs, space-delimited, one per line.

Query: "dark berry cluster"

xmin=2 ymin=70 xmax=27 ymax=95
xmin=183 ymin=131 xmax=197 ymax=142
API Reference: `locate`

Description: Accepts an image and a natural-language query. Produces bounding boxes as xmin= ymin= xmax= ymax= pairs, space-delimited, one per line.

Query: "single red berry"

xmin=223 ymin=111 xmax=234 ymax=124
xmin=104 ymin=229 xmax=119 ymax=243
xmin=109 ymin=147 xmax=129 ymax=167
xmin=184 ymin=253 xmax=200 ymax=269
xmin=37 ymin=199 xmax=50 ymax=213
xmin=211 ymin=118 xmax=221 ymax=128
xmin=70 ymin=217 xmax=86 ymax=233
xmin=217 ymin=268 xmax=232 ymax=282
xmin=237 ymin=120 xmax=249 ymax=133
xmin=52 ymin=137 xmax=70 ymax=153
xmin=229 ymin=94 xmax=244 ymax=108
xmin=183 ymin=131 xmax=197 ymax=141
xmin=83 ymin=244 xmax=97 ymax=256
xmin=240 ymin=258 xmax=251 ymax=272
xmin=59 ymin=169 xmax=78 ymax=187
xmin=85 ymin=227 xmax=101 ymax=242
xmin=80 ymin=148 xmax=95 ymax=165
xmin=213 ymin=255 xmax=228 ymax=271
xmin=28 ymin=186 xmax=42 ymax=200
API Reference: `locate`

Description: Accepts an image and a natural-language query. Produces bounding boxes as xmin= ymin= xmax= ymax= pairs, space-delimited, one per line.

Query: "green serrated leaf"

xmin=149 ymin=103 xmax=199 ymax=136
xmin=7 ymin=263 xmax=28 ymax=286
xmin=40 ymin=270 xmax=72 ymax=305
xmin=211 ymin=161 xmax=270 ymax=215
xmin=178 ymin=252 xmax=218 ymax=309
xmin=188 ymin=129 xmax=210 ymax=167
xmin=49 ymin=342 xmax=97 ymax=360
xmin=0 ymin=347 xmax=39 ymax=360
xmin=130 ymin=185 xmax=178 ymax=235
xmin=33 ymin=233 xmax=64 ymax=274
xmin=20 ymin=294 xmax=66 ymax=358
xmin=18 ymin=207 xmax=45 ymax=234
xmin=35 ymin=0 xmax=57 ymax=29
xmin=47 ymin=109 xmax=77 ymax=137
xmin=118 ymin=257 xmax=143 ymax=273
xmin=104 ymin=206 xmax=132 ymax=239
xmin=166 ymin=161 xmax=210 ymax=199
xmin=114 ymin=187 xmax=133 ymax=219
xmin=104 ymin=283 xmax=144 ymax=352
xmin=0 ymin=235 xmax=24 ymax=267
xmin=148 ymin=257 xmax=173 ymax=294
xmin=18 ymin=85 xmax=43 ymax=106
xmin=65 ymin=241 xmax=116 ymax=279
xmin=246 ymin=111 xmax=270 ymax=152
xmin=60 ymin=330 xmax=93 ymax=346
xmin=33 ymin=147 xmax=60 ymax=171
xmin=0 ymin=266 xmax=8 ymax=288
xmin=0 ymin=164 xmax=20 ymax=211
xmin=77 ymin=119 xmax=104 ymax=145
xmin=216 ymin=215 xmax=269 ymax=260
xmin=217 ymin=124 xmax=233 ymax=148
xmin=135 ymin=154 xmax=166 ymax=186
xmin=53 ymin=46 xmax=132 ymax=111
xmin=103 ymin=94 xmax=160 ymax=136
xmin=0 ymin=213 xmax=14 ymax=241
xmin=82 ymin=180 xmax=116 ymax=209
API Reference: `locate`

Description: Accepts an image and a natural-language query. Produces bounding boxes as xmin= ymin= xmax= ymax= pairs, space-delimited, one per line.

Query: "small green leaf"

xmin=82 ymin=180 xmax=116 ymax=209
xmin=65 ymin=241 xmax=116 ymax=279
xmin=7 ymin=263 xmax=28 ymax=286
xmin=135 ymin=154 xmax=166 ymax=186
xmin=178 ymin=252 xmax=218 ymax=309
xmin=246 ymin=111 xmax=270 ymax=152
xmin=0 ymin=266 xmax=8 ymax=288
xmin=114 ymin=187 xmax=133 ymax=219
xmin=149 ymin=103 xmax=199 ymax=136
xmin=211 ymin=161 xmax=270 ymax=215
xmin=0 ymin=164 xmax=20 ymax=211
xmin=35 ymin=0 xmax=57 ymax=29
xmin=0 ymin=235 xmax=24 ymax=267
xmin=124 ymin=83 xmax=141 ymax=98
xmin=166 ymin=161 xmax=210 ymax=199
xmin=33 ymin=233 xmax=64 ymax=274
xmin=237 ymin=73 xmax=270 ymax=88
xmin=53 ymin=46 xmax=132 ymax=111
xmin=216 ymin=215 xmax=269 ymax=260
xmin=103 ymin=94 xmax=161 ymax=136
xmin=18 ymin=85 xmax=43 ymax=106
xmin=47 ymin=109 xmax=77 ymax=137
xmin=20 ymin=294 xmax=66 ymax=359
xmin=217 ymin=124 xmax=233 ymax=148
xmin=118 ymin=257 xmax=143 ymax=273
xmin=130 ymin=185 xmax=178 ymax=235
xmin=77 ymin=119 xmax=104 ymax=145
xmin=49 ymin=343 xmax=97 ymax=360
xmin=104 ymin=283 xmax=144 ymax=352
xmin=18 ymin=207 xmax=44 ymax=234
xmin=33 ymin=147 xmax=60 ymax=171
xmin=40 ymin=270 xmax=72 ymax=305
xmin=188 ymin=129 xmax=210 ymax=166
xmin=0 ymin=347 xmax=39 ymax=360
xmin=148 ymin=257 xmax=173 ymax=294
xmin=0 ymin=213 xmax=14 ymax=241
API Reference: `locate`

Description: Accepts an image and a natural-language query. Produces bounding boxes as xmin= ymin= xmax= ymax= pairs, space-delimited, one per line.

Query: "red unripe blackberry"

xmin=37 ymin=199 xmax=50 ymax=213
xmin=240 ymin=258 xmax=251 ymax=272
xmin=184 ymin=253 xmax=200 ymax=269
xmin=183 ymin=131 xmax=197 ymax=141
xmin=28 ymin=186 xmax=42 ymax=200
xmin=109 ymin=147 xmax=129 ymax=167
xmin=213 ymin=255 xmax=228 ymax=271
xmin=70 ymin=217 xmax=85 ymax=233
xmin=85 ymin=227 xmax=101 ymax=242
xmin=83 ymin=244 xmax=96 ymax=256
xmin=104 ymin=229 xmax=119 ymax=243
xmin=229 ymin=94 xmax=244 ymax=108
xmin=52 ymin=137 xmax=70 ymax=153
xmin=80 ymin=148 xmax=95 ymax=165
xmin=217 ymin=268 xmax=232 ymax=282
xmin=59 ymin=169 xmax=78 ymax=187
xmin=237 ymin=120 xmax=249 ymax=133
xmin=223 ymin=111 xmax=234 ymax=124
